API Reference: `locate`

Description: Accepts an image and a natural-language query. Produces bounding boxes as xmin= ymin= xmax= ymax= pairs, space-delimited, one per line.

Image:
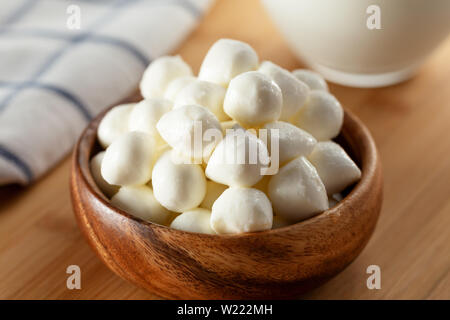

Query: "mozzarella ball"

xmin=272 ymin=216 xmax=291 ymax=229
xmin=200 ymin=180 xmax=227 ymax=210
xmin=140 ymin=55 xmax=193 ymax=99
xmin=111 ymin=185 xmax=172 ymax=225
xmin=152 ymin=150 xmax=207 ymax=212
xmin=206 ymin=129 xmax=270 ymax=187
xmin=259 ymin=61 xmax=309 ymax=120
xmin=156 ymin=104 xmax=223 ymax=162
xmin=198 ymin=38 xmax=258 ymax=87
xmin=262 ymin=121 xmax=317 ymax=165
xmin=224 ymin=71 xmax=282 ymax=126
xmin=101 ymin=131 xmax=155 ymax=186
xmin=164 ymin=76 xmax=196 ymax=101
xmin=292 ymin=69 xmax=329 ymax=91
xmin=89 ymin=152 xmax=118 ymax=198
xmin=174 ymin=80 xmax=229 ymax=121
xmin=170 ymin=208 xmax=215 ymax=234
xmin=128 ymin=98 xmax=172 ymax=144
xmin=211 ymin=187 xmax=273 ymax=234
xmin=97 ymin=103 xmax=134 ymax=148
xmin=268 ymin=156 xmax=328 ymax=222
xmin=293 ymin=90 xmax=343 ymax=141
xmin=307 ymin=141 xmax=361 ymax=195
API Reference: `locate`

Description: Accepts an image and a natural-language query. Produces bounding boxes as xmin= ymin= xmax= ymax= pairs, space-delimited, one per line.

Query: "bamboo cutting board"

xmin=0 ymin=0 xmax=449 ymax=299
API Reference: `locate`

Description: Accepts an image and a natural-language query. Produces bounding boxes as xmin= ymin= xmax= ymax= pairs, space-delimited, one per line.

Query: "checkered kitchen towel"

xmin=0 ymin=0 xmax=213 ymax=185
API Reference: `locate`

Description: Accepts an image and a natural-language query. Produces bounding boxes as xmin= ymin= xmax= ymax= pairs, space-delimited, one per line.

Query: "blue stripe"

xmin=0 ymin=144 xmax=33 ymax=183
xmin=33 ymin=83 xmax=93 ymax=121
xmin=0 ymin=0 xmax=138 ymax=116
xmin=0 ymin=28 xmax=150 ymax=68
xmin=30 ymin=33 xmax=87 ymax=79
xmin=0 ymin=80 xmax=16 ymax=88
xmin=30 ymin=0 xmax=135 ymax=79
xmin=0 ymin=27 xmax=69 ymax=40
xmin=0 ymin=0 xmax=196 ymax=108
xmin=175 ymin=0 xmax=202 ymax=18
xmin=0 ymin=82 xmax=27 ymax=111
xmin=81 ymin=35 xmax=150 ymax=66
xmin=0 ymin=81 xmax=92 ymax=121
xmin=87 ymin=0 xmax=135 ymax=29
xmin=0 ymin=0 xmax=196 ymax=183
xmin=140 ymin=0 xmax=202 ymax=18
xmin=0 ymin=28 xmax=150 ymax=66
xmin=1 ymin=0 xmax=37 ymax=26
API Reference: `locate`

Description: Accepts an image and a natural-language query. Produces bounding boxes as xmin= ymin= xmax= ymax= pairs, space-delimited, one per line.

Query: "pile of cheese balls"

xmin=90 ymin=39 xmax=361 ymax=235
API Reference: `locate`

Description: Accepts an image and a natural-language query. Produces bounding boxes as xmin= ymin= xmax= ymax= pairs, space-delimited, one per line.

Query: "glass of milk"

xmin=261 ymin=0 xmax=450 ymax=87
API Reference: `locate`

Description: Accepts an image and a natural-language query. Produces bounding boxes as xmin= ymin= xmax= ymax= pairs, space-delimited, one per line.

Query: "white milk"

xmin=262 ymin=0 xmax=450 ymax=87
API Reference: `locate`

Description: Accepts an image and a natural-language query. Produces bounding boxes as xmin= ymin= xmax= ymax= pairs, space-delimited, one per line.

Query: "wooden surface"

xmin=0 ymin=0 xmax=449 ymax=299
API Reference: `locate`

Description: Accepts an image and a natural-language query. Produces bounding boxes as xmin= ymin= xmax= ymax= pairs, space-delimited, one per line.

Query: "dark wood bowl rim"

xmin=73 ymin=108 xmax=378 ymax=239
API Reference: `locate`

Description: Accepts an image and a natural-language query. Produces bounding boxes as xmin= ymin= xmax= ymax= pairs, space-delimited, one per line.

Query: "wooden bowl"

xmin=70 ymin=108 xmax=382 ymax=299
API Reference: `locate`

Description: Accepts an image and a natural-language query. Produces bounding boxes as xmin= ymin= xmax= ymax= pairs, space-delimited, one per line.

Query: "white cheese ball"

xmin=128 ymin=98 xmax=172 ymax=144
xmin=174 ymin=80 xmax=229 ymax=121
xmin=97 ymin=103 xmax=134 ymax=148
xmin=224 ymin=71 xmax=282 ymax=126
xmin=156 ymin=104 xmax=223 ymax=162
xmin=140 ymin=55 xmax=193 ymax=99
xmin=111 ymin=185 xmax=172 ymax=225
xmin=211 ymin=187 xmax=273 ymax=234
xmin=101 ymin=131 xmax=155 ymax=186
xmin=308 ymin=141 xmax=361 ymax=195
xmin=170 ymin=208 xmax=215 ymax=234
xmin=89 ymin=152 xmax=118 ymax=198
xmin=206 ymin=129 xmax=270 ymax=187
xmin=294 ymin=90 xmax=343 ymax=141
xmin=164 ymin=76 xmax=196 ymax=101
xmin=262 ymin=121 xmax=317 ymax=165
xmin=198 ymin=38 xmax=259 ymax=87
xmin=152 ymin=150 xmax=207 ymax=213
xmin=200 ymin=180 xmax=228 ymax=210
xmin=268 ymin=156 xmax=328 ymax=222
xmin=292 ymin=69 xmax=329 ymax=91
xmin=259 ymin=61 xmax=310 ymax=120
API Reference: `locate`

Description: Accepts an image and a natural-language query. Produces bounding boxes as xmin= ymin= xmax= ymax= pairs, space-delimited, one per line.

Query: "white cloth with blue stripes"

xmin=0 ymin=0 xmax=213 ymax=185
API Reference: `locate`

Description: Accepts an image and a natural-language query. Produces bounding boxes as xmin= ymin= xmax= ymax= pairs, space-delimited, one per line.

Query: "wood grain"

xmin=0 ymin=0 xmax=449 ymax=299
